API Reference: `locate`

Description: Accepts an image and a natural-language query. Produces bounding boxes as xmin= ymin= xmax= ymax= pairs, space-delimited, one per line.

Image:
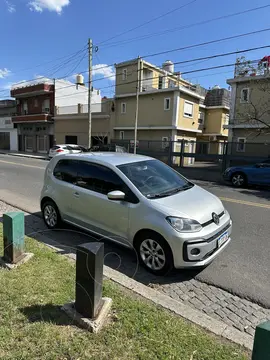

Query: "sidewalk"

xmin=0 ymin=150 xmax=49 ymax=160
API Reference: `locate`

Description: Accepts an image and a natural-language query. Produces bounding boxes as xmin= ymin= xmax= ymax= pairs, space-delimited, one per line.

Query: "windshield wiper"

xmin=147 ymin=184 xmax=194 ymax=199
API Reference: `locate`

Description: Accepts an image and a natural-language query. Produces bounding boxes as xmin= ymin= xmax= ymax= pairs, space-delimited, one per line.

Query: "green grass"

xmin=0 ymin=226 xmax=249 ymax=360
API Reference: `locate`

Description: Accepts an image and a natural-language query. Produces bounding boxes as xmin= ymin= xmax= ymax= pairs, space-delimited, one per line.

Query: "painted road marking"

xmin=0 ymin=159 xmax=44 ymax=170
xmin=220 ymin=196 xmax=270 ymax=209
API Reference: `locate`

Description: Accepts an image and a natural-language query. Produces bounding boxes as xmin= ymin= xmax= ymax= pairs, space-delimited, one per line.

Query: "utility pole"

xmin=88 ymin=38 xmax=93 ymax=149
xmin=134 ymin=57 xmax=142 ymax=154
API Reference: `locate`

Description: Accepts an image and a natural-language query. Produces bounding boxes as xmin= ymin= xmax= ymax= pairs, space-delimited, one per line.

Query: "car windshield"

xmin=117 ymin=159 xmax=194 ymax=199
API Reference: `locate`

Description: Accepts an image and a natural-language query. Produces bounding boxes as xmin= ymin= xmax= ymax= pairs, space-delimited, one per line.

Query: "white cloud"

xmin=5 ymin=0 xmax=16 ymax=13
xmin=0 ymin=68 xmax=11 ymax=79
xmin=92 ymin=64 xmax=115 ymax=82
xmin=28 ymin=0 xmax=70 ymax=14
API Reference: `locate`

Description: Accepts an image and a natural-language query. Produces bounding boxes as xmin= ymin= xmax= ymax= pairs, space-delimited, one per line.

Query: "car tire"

xmin=135 ymin=232 xmax=174 ymax=276
xmin=42 ymin=200 xmax=61 ymax=229
xmin=231 ymin=172 xmax=247 ymax=188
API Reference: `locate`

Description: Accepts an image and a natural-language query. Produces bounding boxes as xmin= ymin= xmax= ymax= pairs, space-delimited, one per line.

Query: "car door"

xmin=71 ymin=161 xmax=132 ymax=245
xmin=52 ymin=159 xmax=78 ymax=221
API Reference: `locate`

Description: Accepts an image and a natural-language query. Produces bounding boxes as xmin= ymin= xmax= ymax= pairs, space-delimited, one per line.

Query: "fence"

xmin=110 ymin=139 xmax=270 ymax=172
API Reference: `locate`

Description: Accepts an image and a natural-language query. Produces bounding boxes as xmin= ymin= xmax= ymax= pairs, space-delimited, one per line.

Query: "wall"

xmin=115 ymin=62 xmax=139 ymax=95
xmin=16 ymin=93 xmax=54 ymax=116
xmin=54 ymin=115 xmax=110 ymax=146
xmin=234 ymin=79 xmax=270 ymax=126
xmin=204 ymin=108 xmax=229 ymax=135
xmin=177 ymin=92 xmax=200 ymax=131
xmin=55 ymin=80 xmax=101 ymax=112
xmin=114 ymin=91 xmax=175 ymax=128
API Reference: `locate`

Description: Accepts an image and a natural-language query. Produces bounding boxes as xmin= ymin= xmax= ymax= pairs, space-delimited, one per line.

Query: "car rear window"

xmin=51 ymin=146 xmax=60 ymax=150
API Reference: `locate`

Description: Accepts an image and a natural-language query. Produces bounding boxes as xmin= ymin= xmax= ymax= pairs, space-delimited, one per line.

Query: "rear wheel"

xmin=135 ymin=232 xmax=174 ymax=276
xmin=231 ymin=172 xmax=246 ymax=187
xmin=42 ymin=200 xmax=61 ymax=229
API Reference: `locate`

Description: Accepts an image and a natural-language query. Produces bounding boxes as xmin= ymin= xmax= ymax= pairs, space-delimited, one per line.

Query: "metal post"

xmin=134 ymin=57 xmax=142 ymax=155
xmin=88 ymin=39 xmax=93 ymax=150
xmin=3 ymin=212 xmax=25 ymax=264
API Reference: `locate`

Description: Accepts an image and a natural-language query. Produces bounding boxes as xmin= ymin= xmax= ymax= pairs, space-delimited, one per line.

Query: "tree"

xmin=92 ymin=133 xmax=108 ymax=145
xmin=234 ymin=78 xmax=270 ymax=139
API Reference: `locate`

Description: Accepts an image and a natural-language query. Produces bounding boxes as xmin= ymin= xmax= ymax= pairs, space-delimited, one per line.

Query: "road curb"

xmin=26 ymin=228 xmax=253 ymax=351
xmin=0 ymin=151 xmax=48 ymax=160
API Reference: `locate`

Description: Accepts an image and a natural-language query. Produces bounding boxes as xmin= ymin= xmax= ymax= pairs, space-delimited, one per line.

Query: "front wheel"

xmin=135 ymin=233 xmax=174 ymax=276
xmin=42 ymin=200 xmax=61 ymax=229
xmin=231 ymin=172 xmax=246 ymax=187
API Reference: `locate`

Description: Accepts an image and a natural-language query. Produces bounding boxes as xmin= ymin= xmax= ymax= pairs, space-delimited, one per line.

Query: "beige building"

xmin=54 ymin=99 xmax=115 ymax=146
xmin=114 ymin=58 xmax=229 ymax=163
xmin=227 ymin=56 xmax=270 ymax=153
xmin=54 ymin=58 xmax=229 ymax=164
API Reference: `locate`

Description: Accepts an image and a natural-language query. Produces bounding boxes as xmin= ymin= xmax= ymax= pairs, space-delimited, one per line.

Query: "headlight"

xmin=166 ymin=217 xmax=202 ymax=233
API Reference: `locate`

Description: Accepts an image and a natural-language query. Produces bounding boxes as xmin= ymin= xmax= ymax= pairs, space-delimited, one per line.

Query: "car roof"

xmin=53 ymin=152 xmax=153 ymax=166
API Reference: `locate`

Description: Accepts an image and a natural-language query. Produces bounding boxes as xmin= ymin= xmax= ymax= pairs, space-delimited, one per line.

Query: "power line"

xmin=142 ymin=27 xmax=270 ymax=59
xmin=100 ymin=4 xmax=270 ymax=49
xmin=96 ymin=58 xmax=260 ymax=91
xmin=97 ymin=0 xmax=198 ymax=46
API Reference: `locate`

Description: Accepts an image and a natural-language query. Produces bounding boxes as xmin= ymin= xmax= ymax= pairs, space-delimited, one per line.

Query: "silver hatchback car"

xmin=40 ymin=153 xmax=232 ymax=275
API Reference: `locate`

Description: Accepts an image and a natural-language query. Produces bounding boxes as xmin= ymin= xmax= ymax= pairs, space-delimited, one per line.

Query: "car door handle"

xmin=73 ymin=192 xmax=80 ymax=198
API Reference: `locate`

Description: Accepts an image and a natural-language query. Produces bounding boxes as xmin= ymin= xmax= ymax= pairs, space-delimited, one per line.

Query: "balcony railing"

xmin=234 ymin=58 xmax=270 ymax=78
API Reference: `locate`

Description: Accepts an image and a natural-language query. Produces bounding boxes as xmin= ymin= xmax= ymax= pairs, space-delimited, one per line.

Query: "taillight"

xmin=56 ymin=149 xmax=63 ymax=153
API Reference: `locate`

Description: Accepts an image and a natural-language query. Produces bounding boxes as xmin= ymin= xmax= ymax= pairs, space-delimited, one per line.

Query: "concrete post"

xmin=75 ymin=242 xmax=104 ymax=319
xmin=3 ymin=212 xmax=25 ymax=264
xmin=252 ymin=321 xmax=270 ymax=359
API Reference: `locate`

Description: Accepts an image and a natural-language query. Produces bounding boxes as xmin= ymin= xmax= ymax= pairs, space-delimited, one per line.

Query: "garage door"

xmin=0 ymin=132 xmax=10 ymax=150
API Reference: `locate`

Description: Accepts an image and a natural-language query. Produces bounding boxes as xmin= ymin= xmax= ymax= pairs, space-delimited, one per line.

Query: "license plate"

xmin=218 ymin=231 xmax=229 ymax=248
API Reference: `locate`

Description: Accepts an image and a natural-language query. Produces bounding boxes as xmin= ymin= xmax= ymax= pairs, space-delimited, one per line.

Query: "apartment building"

xmin=10 ymin=75 xmax=101 ymax=153
xmin=227 ymin=56 xmax=270 ymax=149
xmin=0 ymin=100 xmax=17 ymax=151
xmin=113 ymin=58 xmax=229 ymax=161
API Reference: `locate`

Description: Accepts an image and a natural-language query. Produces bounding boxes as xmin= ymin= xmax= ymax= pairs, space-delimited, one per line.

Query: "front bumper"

xmin=169 ymin=216 xmax=232 ymax=269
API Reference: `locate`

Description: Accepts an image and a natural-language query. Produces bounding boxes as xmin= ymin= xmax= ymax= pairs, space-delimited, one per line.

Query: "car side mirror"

xmin=107 ymin=190 xmax=126 ymax=201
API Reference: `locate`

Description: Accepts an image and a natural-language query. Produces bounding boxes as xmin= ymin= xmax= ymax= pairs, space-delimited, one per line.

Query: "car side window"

xmin=75 ymin=161 xmax=139 ymax=204
xmin=53 ymin=159 xmax=77 ymax=184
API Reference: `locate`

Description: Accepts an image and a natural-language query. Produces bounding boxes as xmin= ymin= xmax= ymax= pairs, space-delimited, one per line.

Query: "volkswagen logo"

xmin=212 ymin=212 xmax=220 ymax=225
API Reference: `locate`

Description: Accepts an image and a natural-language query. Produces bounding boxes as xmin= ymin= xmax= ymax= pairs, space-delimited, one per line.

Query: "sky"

xmin=1 ymin=0 xmax=270 ymax=100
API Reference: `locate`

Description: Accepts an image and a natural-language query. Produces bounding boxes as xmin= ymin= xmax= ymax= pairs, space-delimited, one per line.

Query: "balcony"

xmin=11 ymin=83 xmax=54 ymax=98
xmin=12 ymin=113 xmax=53 ymax=123
xmin=234 ymin=57 xmax=270 ymax=79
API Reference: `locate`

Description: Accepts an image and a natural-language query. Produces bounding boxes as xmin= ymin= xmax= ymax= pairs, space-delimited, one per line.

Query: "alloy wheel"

xmin=232 ymin=174 xmax=245 ymax=187
xmin=140 ymin=239 xmax=166 ymax=271
xmin=44 ymin=205 xmax=57 ymax=228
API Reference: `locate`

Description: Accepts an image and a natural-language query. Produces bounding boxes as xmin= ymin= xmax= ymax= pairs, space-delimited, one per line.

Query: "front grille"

xmin=202 ymin=211 xmax=225 ymax=227
xmin=205 ymin=222 xmax=231 ymax=243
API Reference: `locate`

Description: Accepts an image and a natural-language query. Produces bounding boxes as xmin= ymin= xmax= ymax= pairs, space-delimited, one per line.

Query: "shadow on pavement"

xmin=238 ymin=187 xmax=270 ymax=202
xmin=17 ymin=212 xmax=203 ymax=287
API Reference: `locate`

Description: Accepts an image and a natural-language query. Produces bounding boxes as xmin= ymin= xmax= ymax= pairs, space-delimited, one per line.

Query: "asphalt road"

xmin=1 ymin=153 xmax=270 ymax=307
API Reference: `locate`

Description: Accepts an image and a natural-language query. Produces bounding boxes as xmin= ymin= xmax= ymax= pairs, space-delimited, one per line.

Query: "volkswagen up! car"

xmin=41 ymin=153 xmax=232 ymax=275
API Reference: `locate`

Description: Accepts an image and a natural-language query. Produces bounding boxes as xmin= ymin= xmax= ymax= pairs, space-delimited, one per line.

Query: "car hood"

xmin=150 ymin=185 xmax=224 ymax=224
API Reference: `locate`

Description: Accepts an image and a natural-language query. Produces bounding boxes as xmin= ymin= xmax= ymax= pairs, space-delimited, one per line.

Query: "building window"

xmin=120 ymin=131 xmax=125 ymax=140
xmin=121 ymin=103 xmax=126 ymax=114
xmin=184 ymin=101 xmax=194 ymax=118
xmin=240 ymin=88 xmax=250 ymax=103
xmin=164 ymin=98 xmax=171 ymax=111
xmin=162 ymin=136 xmax=169 ymax=149
xmin=122 ymin=69 xmax=127 ymax=81
xmin=23 ymin=101 xmax=28 ymax=115
xmin=198 ymin=111 xmax=205 ymax=124
xmin=224 ymin=114 xmax=229 ymax=125
xmin=34 ymin=99 xmax=38 ymax=107
xmin=42 ymin=99 xmax=50 ymax=113
xmin=158 ymin=76 xmax=163 ymax=89
xmin=236 ymin=138 xmax=246 ymax=152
